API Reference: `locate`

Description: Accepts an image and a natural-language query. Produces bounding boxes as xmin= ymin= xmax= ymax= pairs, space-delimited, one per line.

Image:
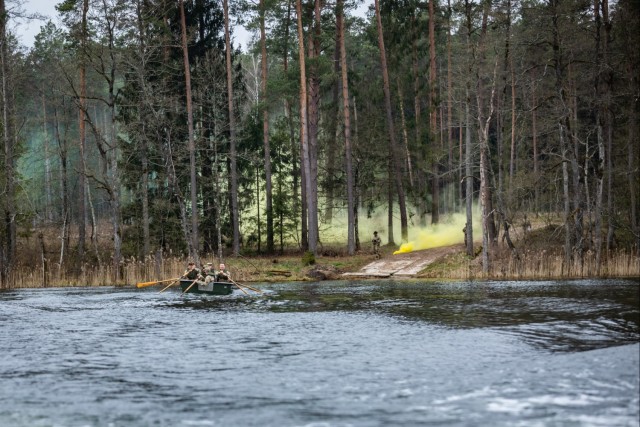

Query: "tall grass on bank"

xmin=418 ymin=248 xmax=639 ymax=280
xmin=495 ymin=249 xmax=640 ymax=280
xmin=5 ymin=249 xmax=375 ymax=289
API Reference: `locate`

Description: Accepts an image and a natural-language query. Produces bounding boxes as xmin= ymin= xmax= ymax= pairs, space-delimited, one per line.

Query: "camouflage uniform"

xmin=202 ymin=263 xmax=216 ymax=283
xmin=215 ymin=264 xmax=231 ymax=282
xmin=372 ymin=232 xmax=382 ymax=258
xmin=183 ymin=264 xmax=201 ymax=280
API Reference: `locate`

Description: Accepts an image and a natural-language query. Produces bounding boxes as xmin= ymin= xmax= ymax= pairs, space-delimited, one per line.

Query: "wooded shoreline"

xmin=5 ymin=241 xmax=638 ymax=289
xmin=0 ymin=1 xmax=638 ymax=291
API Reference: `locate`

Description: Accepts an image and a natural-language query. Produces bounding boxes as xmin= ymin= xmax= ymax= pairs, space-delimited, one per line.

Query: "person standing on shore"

xmin=372 ymin=231 xmax=382 ymax=258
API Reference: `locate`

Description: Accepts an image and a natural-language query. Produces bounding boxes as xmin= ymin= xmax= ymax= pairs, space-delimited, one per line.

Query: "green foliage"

xmin=302 ymin=251 xmax=316 ymax=266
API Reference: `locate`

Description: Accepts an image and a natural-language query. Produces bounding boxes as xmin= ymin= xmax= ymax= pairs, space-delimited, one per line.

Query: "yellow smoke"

xmin=393 ymin=213 xmax=474 ymax=255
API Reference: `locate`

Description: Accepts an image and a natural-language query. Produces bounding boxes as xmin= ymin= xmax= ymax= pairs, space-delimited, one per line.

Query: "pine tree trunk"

xmin=282 ymin=0 xmax=303 ymax=249
xmin=78 ymin=0 xmax=89 ymax=265
xmin=463 ymin=0 xmax=474 ymax=257
xmin=447 ymin=0 xmax=454 ymax=211
xmin=0 ymin=0 xmax=15 ymax=283
xmin=602 ymin=0 xmax=615 ymax=255
xmin=396 ymin=77 xmax=413 ymax=186
xmin=179 ymin=0 xmax=200 ymax=263
xmin=338 ymin=0 xmax=355 ymax=255
xmin=411 ymin=30 xmax=426 ymax=227
xmin=531 ymin=78 xmax=539 ymax=213
xmin=296 ymin=0 xmax=317 ymax=254
xmin=429 ymin=0 xmax=439 ymax=225
xmin=306 ymin=0 xmax=321 ymax=252
xmin=325 ymin=31 xmax=340 ymax=224
xmin=42 ymin=92 xmax=53 ymax=222
xmin=54 ymin=106 xmax=69 ymax=270
xmin=136 ymin=0 xmax=150 ymax=259
xmin=223 ymin=0 xmax=240 ymax=256
xmin=594 ymin=0 xmax=605 ymax=272
xmin=260 ymin=0 xmax=274 ymax=254
xmin=465 ymin=94 xmax=473 ymax=257
xmin=374 ymin=0 xmax=408 ymax=242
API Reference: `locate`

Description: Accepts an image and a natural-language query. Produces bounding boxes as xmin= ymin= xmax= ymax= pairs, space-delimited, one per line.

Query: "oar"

xmin=181 ymin=279 xmax=199 ymax=295
xmin=230 ymin=280 xmax=249 ymax=296
xmin=159 ymin=279 xmax=180 ymax=293
xmin=230 ymin=279 xmax=263 ymax=294
xmin=136 ymin=277 xmax=180 ymax=288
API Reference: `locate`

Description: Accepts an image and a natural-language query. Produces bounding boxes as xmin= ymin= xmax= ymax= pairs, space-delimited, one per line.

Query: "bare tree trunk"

xmin=475 ymin=0 xmax=498 ymax=273
xmin=78 ymin=0 xmax=89 ymax=266
xmin=569 ymin=66 xmax=585 ymax=267
xmin=594 ymin=0 xmax=605 ymax=272
xmin=165 ymin=130 xmax=194 ymax=257
xmin=629 ymin=74 xmax=639 ymax=252
xmin=260 ymin=0 xmax=274 ymax=254
xmin=54 ymin=105 xmax=69 ymax=271
xmin=465 ymin=96 xmax=474 ymax=257
xmin=562 ymin=129 xmax=571 ymax=267
xmin=325 ymin=30 xmax=340 ymax=224
xmin=296 ymin=0 xmax=317 ymax=254
xmin=135 ymin=0 xmax=150 ymax=258
xmin=411 ymin=28 xmax=426 ymax=226
xmin=602 ymin=0 xmax=615 ymax=255
xmin=42 ymin=91 xmax=53 ymax=222
xmin=86 ymin=183 xmax=101 ymax=266
xmin=531 ymin=77 xmax=539 ymax=213
xmin=39 ymin=233 xmax=48 ymax=287
xmin=353 ymin=96 xmax=361 ymax=251
xmin=447 ymin=0 xmax=454 ymax=211
xmin=374 ymin=0 xmax=408 ymax=242
xmin=141 ymin=132 xmax=150 ymax=258
xmin=222 ymin=0 xmax=240 ymax=256
xmin=464 ymin=0 xmax=474 ymax=257
xmin=179 ymin=0 xmax=200 ymax=263
xmin=0 ymin=0 xmax=15 ymax=282
xmin=306 ymin=0 xmax=321 ymax=252
xmin=429 ymin=0 xmax=440 ymax=225
xmin=509 ymin=55 xmax=516 ymax=186
xmin=396 ymin=77 xmax=413 ymax=185
xmin=338 ymin=0 xmax=355 ymax=255
xmin=282 ymin=0 xmax=303 ymax=249
xmin=214 ymin=139 xmax=223 ymax=261
xmin=388 ymin=164 xmax=395 ymax=245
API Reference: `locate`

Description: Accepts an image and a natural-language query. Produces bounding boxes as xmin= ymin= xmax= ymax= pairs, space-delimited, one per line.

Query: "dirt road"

xmin=343 ymin=244 xmax=463 ymax=278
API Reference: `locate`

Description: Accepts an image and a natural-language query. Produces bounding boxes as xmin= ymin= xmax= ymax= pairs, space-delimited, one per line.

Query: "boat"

xmin=179 ymin=279 xmax=234 ymax=295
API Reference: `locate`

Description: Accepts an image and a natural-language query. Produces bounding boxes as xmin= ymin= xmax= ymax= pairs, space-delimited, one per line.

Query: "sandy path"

xmin=343 ymin=244 xmax=463 ymax=278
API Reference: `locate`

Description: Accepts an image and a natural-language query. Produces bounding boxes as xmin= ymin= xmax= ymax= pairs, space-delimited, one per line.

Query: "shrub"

xmin=302 ymin=251 xmax=316 ymax=266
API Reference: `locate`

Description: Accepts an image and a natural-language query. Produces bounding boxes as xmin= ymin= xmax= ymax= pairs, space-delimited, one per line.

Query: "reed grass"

xmin=3 ymin=221 xmax=638 ymax=289
xmin=420 ymin=247 xmax=640 ymax=281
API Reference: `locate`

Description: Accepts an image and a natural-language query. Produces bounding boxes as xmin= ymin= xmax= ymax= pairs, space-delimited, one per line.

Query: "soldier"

xmin=182 ymin=262 xmax=201 ymax=281
xmin=215 ymin=263 xmax=231 ymax=282
xmin=202 ymin=262 xmax=216 ymax=283
xmin=372 ymin=231 xmax=382 ymax=258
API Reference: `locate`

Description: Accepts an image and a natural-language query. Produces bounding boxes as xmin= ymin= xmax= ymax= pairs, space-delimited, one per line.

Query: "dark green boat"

xmin=179 ymin=279 xmax=234 ymax=295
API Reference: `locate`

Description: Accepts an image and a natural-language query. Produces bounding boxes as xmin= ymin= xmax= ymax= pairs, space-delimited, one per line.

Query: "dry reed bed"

xmin=7 ymin=250 xmax=638 ymax=289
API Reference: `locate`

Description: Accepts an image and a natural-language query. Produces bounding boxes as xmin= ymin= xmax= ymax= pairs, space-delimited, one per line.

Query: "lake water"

xmin=1 ymin=279 xmax=638 ymax=427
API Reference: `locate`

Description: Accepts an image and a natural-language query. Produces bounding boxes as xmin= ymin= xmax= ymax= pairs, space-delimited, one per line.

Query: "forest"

xmin=0 ymin=0 xmax=638 ymax=287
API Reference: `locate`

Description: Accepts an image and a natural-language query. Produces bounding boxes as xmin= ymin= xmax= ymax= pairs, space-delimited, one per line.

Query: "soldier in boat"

xmin=215 ymin=263 xmax=231 ymax=282
xmin=182 ymin=261 xmax=202 ymax=281
xmin=202 ymin=262 xmax=216 ymax=283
